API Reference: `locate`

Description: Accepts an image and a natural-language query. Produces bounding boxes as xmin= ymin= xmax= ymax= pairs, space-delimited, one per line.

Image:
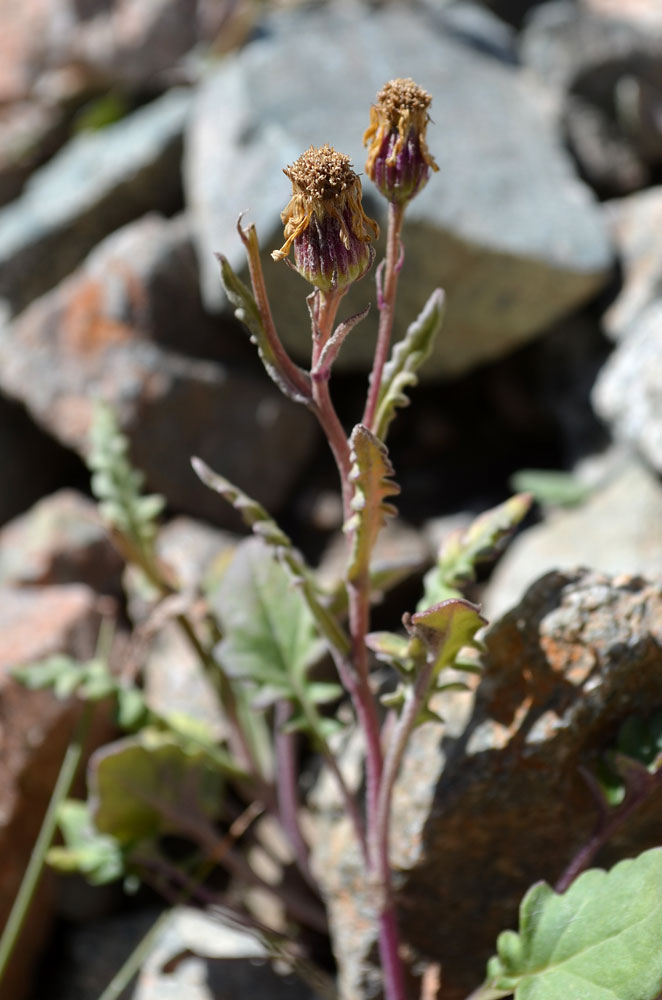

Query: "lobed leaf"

xmin=88 ymin=403 xmax=164 ymax=550
xmin=214 ymin=537 xmax=333 ymax=741
xmin=345 ymin=425 xmax=400 ymax=584
xmin=404 ymin=598 xmax=486 ymax=684
xmin=218 ymin=253 xmax=310 ymax=404
xmin=373 ymin=288 xmax=445 ymax=441
xmin=479 ymin=848 xmax=662 ymax=1000
xmin=419 ymin=493 xmax=532 ymax=610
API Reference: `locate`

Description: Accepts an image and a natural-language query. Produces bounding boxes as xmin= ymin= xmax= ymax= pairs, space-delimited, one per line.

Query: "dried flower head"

xmin=272 ymin=144 xmax=379 ymax=293
xmin=364 ymin=78 xmax=439 ymax=204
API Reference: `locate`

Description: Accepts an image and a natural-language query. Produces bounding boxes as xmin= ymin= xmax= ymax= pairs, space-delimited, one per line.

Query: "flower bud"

xmin=271 ymin=144 xmax=379 ymax=293
xmin=364 ymin=78 xmax=438 ymax=205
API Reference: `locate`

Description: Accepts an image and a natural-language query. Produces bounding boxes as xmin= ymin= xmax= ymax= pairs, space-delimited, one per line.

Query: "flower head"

xmin=364 ymin=78 xmax=438 ymax=204
xmin=272 ymin=144 xmax=379 ymax=293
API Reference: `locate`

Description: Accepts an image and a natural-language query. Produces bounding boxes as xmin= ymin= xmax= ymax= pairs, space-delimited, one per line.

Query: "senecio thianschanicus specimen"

xmin=191 ymin=75 xmax=521 ymax=1000
xmin=271 ymin=144 xmax=379 ymax=293
xmin=364 ymin=77 xmax=439 ymax=205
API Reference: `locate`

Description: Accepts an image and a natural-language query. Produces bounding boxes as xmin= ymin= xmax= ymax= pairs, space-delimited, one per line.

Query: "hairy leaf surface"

xmin=405 ymin=598 xmax=486 ymax=682
xmin=420 ymin=493 xmax=531 ymax=609
xmin=373 ymin=288 xmax=444 ymax=441
xmin=480 ymin=848 xmax=662 ymax=1000
xmin=345 ymin=425 xmax=400 ymax=584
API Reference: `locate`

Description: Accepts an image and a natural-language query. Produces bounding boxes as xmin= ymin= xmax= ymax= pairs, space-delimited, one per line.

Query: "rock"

xmin=0 ymin=0 xmax=64 ymax=105
xmin=70 ymin=0 xmax=205 ymax=89
xmin=0 ymin=584 xmax=110 ymax=1000
xmin=479 ymin=0 xmax=549 ymax=30
xmin=521 ymin=1 xmax=662 ymax=195
xmin=0 ymin=233 xmax=318 ymax=524
xmin=132 ymin=907 xmax=321 ymax=1000
xmin=312 ymin=569 xmax=662 ymax=999
xmin=185 ymin=4 xmax=612 ymax=378
xmin=45 ymin=906 xmax=163 ymax=1000
xmin=582 ymin=0 xmax=662 ymax=31
xmin=603 ymin=186 xmax=662 ymax=340
xmin=483 ymin=459 xmax=662 ymax=619
xmin=157 ymin=515 xmax=238 ymax=592
xmin=592 ymin=301 xmax=662 ymax=472
xmin=0 ymin=488 xmax=122 ymax=593
xmin=0 ymin=89 xmax=191 ymax=314
xmin=421 ymin=1 xmax=518 ymax=64
xmin=0 ymin=101 xmax=67 ymax=208
xmin=0 ymin=388 xmax=86 ymax=529
xmin=5 ymin=211 xmax=253 ymax=364
xmin=139 ymin=517 xmax=237 ymax=735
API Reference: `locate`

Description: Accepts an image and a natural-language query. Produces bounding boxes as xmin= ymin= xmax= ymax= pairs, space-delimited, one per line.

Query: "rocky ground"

xmin=0 ymin=0 xmax=661 ymax=998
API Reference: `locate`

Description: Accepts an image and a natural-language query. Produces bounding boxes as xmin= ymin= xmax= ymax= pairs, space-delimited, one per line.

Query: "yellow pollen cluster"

xmin=364 ymin=77 xmax=439 ymax=177
xmin=272 ymin=144 xmax=379 ymax=263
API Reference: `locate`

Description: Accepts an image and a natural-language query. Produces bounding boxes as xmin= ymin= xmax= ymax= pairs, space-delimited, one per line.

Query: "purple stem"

xmin=363 ymin=201 xmax=405 ymax=431
xmin=275 ymin=701 xmax=316 ymax=889
xmin=555 ymin=765 xmax=662 ymax=893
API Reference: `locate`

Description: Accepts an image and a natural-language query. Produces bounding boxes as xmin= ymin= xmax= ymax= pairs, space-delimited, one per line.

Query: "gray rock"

xmin=0 ymin=101 xmax=67 ymax=208
xmin=592 ymin=301 xmax=662 ymax=473
xmin=521 ymin=0 xmax=662 ymax=91
xmin=483 ymin=459 xmax=662 ymax=619
xmin=0 ymin=89 xmax=191 ymax=314
xmin=421 ymin=1 xmax=518 ymax=64
xmin=133 ymin=907 xmax=322 ymax=1000
xmin=185 ymin=5 xmax=612 ymax=378
xmin=0 ymin=228 xmax=318 ymax=524
xmin=0 ymin=488 xmax=123 ymax=594
xmin=0 ymin=386 xmax=85 ymax=529
xmin=521 ymin=1 xmax=662 ymax=194
xmin=140 ymin=517 xmax=238 ymax=736
xmin=603 ymin=186 xmax=662 ymax=340
xmin=312 ymin=569 xmax=662 ymax=999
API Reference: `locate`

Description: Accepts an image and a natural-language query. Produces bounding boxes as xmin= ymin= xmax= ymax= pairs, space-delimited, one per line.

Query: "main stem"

xmin=363 ymin=201 xmax=405 ymax=431
xmin=312 ymin=287 xmax=408 ymax=1000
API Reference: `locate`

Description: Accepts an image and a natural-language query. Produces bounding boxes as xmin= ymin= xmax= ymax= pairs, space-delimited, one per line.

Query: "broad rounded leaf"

xmin=89 ymin=730 xmax=225 ymax=844
xmin=483 ymin=848 xmax=662 ymax=1000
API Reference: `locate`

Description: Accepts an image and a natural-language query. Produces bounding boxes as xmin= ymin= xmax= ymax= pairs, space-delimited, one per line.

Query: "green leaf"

xmin=597 ymin=711 xmax=662 ymax=805
xmin=215 ymin=537 xmax=331 ymax=740
xmin=345 ymin=425 xmax=400 ymax=584
xmin=373 ymin=289 xmax=445 ymax=441
xmin=193 ymin=457 xmax=350 ymax=657
xmin=47 ymin=800 xmax=125 ymax=885
xmin=365 ymin=631 xmax=411 ymax=664
xmin=510 ymin=469 xmax=592 ymax=508
xmin=13 ymin=655 xmax=79 ymax=691
xmin=116 ymin=686 xmax=148 ymax=730
xmin=420 ymin=493 xmax=532 ymax=610
xmin=88 ymin=404 xmax=164 ymax=551
xmin=481 ymin=848 xmax=662 ymax=1000
xmin=89 ymin=729 xmax=225 ymax=844
xmin=404 ymin=598 xmax=486 ymax=682
xmin=218 ymin=254 xmax=310 ymax=404
xmin=72 ymin=92 xmax=128 ymax=133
